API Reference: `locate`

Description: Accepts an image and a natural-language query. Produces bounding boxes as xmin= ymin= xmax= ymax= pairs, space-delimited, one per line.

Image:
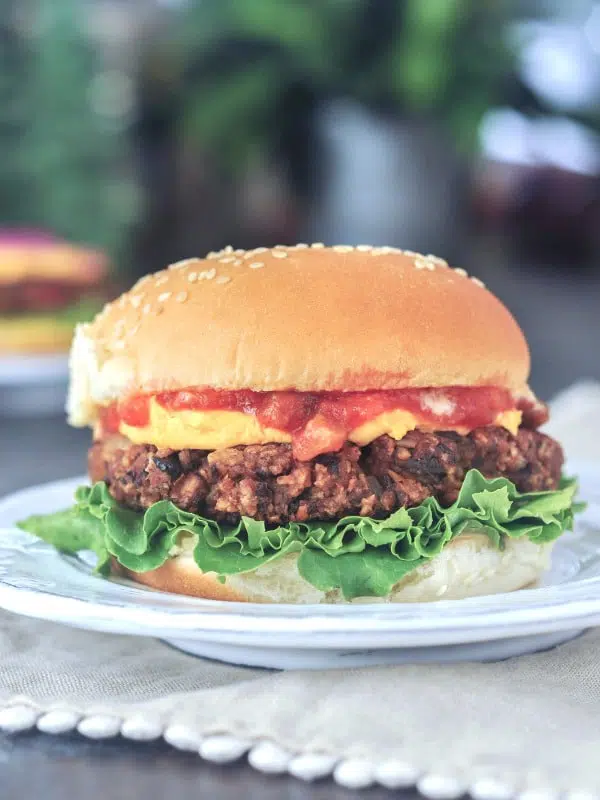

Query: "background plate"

xmin=0 ymin=354 xmax=69 ymax=416
xmin=0 ymin=463 xmax=598 ymax=668
xmin=0 ymin=353 xmax=69 ymax=386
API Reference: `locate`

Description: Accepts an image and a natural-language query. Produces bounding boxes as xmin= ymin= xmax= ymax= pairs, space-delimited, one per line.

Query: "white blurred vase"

xmin=305 ymin=99 xmax=466 ymax=256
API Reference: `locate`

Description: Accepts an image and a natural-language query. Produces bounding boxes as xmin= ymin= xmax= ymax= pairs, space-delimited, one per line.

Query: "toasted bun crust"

xmin=117 ymin=534 xmax=552 ymax=604
xmin=68 ymin=246 xmax=530 ymax=426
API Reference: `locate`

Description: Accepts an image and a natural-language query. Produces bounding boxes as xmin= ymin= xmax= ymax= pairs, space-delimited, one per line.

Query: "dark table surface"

xmin=0 ymin=239 xmax=599 ymax=799
xmin=0 ymin=732 xmax=408 ymax=800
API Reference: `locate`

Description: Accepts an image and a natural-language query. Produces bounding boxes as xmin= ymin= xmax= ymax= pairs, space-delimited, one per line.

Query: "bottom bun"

xmin=118 ymin=532 xmax=553 ymax=604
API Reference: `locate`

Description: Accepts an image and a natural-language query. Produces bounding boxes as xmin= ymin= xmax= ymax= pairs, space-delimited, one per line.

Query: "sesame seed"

xmin=233 ymin=259 xmax=243 ymax=266
xmin=206 ymin=251 xmax=219 ymax=260
xmin=223 ymin=245 xmax=234 ymax=253
xmin=427 ymin=255 xmax=448 ymax=267
xmin=295 ymin=243 xmax=309 ymax=248
xmin=414 ymin=257 xmax=431 ymax=270
xmin=234 ymin=249 xmax=245 ymax=255
xmin=170 ymin=258 xmax=196 ymax=270
xmin=471 ymin=277 xmax=485 ymax=288
xmin=155 ymin=275 xmax=169 ymax=286
xmin=219 ymin=256 xmax=236 ymax=264
xmin=273 ymin=244 xmax=286 ymax=249
xmin=249 ymin=261 xmax=264 ymax=269
xmin=356 ymin=244 xmax=372 ymax=251
xmin=187 ymin=272 xmax=198 ymax=282
xmin=215 ymin=275 xmax=231 ymax=284
xmin=158 ymin=291 xmax=171 ymax=302
xmin=370 ymin=247 xmax=385 ymax=255
xmin=130 ymin=295 xmax=143 ymax=309
xmin=333 ymin=245 xmax=354 ymax=253
xmin=175 ymin=291 xmax=188 ymax=302
xmin=143 ymin=303 xmax=152 ymax=314
xmin=454 ymin=268 xmax=468 ymax=277
xmin=253 ymin=246 xmax=268 ymax=254
xmin=311 ymin=242 xmax=325 ymax=248
xmin=271 ymin=250 xmax=288 ymax=259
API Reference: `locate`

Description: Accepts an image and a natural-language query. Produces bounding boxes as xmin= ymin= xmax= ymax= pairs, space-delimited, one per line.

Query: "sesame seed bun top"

xmin=67 ymin=244 xmax=531 ymax=426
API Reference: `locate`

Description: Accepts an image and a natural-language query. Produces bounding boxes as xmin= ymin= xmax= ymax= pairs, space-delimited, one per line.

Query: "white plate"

xmin=0 ymin=465 xmax=598 ymax=669
xmin=0 ymin=353 xmax=69 ymax=386
xmin=0 ymin=354 xmax=69 ymax=416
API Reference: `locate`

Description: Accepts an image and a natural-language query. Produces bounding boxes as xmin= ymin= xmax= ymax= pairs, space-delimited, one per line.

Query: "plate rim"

xmin=0 ymin=464 xmax=598 ymax=647
xmin=0 ymin=352 xmax=69 ymax=386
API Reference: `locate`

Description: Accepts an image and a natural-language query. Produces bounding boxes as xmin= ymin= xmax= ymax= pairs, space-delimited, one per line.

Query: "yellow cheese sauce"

xmin=119 ymin=397 xmax=522 ymax=451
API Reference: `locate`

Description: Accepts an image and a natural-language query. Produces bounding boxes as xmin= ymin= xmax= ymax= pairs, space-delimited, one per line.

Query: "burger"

xmin=19 ymin=244 xmax=579 ymax=603
xmin=0 ymin=230 xmax=109 ymax=354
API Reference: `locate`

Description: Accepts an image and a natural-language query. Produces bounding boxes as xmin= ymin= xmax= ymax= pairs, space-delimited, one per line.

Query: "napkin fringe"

xmin=0 ymin=700 xmax=568 ymax=799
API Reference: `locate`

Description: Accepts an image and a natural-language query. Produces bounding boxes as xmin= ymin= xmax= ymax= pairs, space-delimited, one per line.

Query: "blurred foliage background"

xmin=0 ymin=0 xmax=140 ymax=264
xmin=169 ymin=0 xmax=511 ymax=167
xmin=0 ymin=0 xmax=599 ymax=275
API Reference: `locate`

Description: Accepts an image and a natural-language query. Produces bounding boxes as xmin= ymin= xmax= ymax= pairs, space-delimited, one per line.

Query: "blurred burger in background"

xmin=0 ymin=230 xmax=110 ymax=355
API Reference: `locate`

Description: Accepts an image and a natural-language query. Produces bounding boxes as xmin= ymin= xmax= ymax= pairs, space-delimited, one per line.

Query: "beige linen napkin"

xmin=0 ymin=382 xmax=599 ymax=797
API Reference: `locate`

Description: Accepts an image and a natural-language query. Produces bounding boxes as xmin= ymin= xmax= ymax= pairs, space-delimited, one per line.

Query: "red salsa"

xmin=97 ymin=386 xmax=531 ymax=460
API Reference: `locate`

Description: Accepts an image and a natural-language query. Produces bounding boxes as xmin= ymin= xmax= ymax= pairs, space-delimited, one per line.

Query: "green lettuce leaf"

xmin=19 ymin=506 xmax=111 ymax=575
xmin=53 ymin=297 xmax=106 ymax=325
xmin=18 ymin=470 xmax=580 ymax=600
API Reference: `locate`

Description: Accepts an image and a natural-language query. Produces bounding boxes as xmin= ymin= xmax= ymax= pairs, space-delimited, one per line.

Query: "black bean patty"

xmin=88 ymin=426 xmax=564 ymax=524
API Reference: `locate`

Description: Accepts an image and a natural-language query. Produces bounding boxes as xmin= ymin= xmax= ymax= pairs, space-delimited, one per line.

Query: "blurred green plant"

xmin=165 ymin=0 xmax=516 ymax=172
xmin=0 ymin=0 xmax=140 ymax=264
